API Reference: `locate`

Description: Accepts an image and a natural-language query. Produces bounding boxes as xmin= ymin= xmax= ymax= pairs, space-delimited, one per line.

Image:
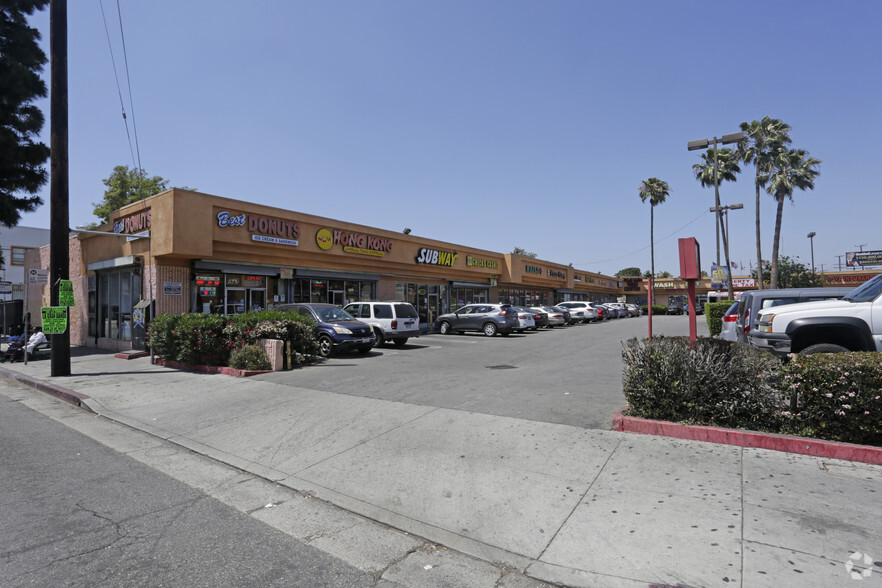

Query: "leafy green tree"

xmin=511 ymin=247 xmax=537 ymax=258
xmin=91 ymin=166 xmax=169 ymax=225
xmin=0 ymin=0 xmax=50 ymax=234
xmin=760 ymin=256 xmax=822 ymax=288
xmin=638 ymin=177 xmax=670 ymax=312
xmin=738 ymin=117 xmax=792 ymax=290
xmin=615 ymin=267 xmax=642 ymax=277
xmin=765 ymin=148 xmax=821 ymax=288
xmin=657 ymin=270 xmax=673 ymax=278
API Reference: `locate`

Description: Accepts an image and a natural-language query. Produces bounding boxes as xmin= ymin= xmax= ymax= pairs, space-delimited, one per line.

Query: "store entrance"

xmin=329 ymin=290 xmax=345 ymax=306
xmin=225 ymin=288 xmax=266 ymax=314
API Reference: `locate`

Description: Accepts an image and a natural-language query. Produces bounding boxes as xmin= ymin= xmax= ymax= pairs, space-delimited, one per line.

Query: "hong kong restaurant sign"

xmin=217 ymin=211 xmax=300 ymax=247
xmin=315 ymin=228 xmax=393 ymax=257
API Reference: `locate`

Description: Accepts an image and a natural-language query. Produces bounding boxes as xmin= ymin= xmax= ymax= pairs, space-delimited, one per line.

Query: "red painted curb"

xmin=154 ymin=358 xmax=272 ymax=377
xmin=114 ymin=351 xmax=150 ymax=360
xmin=613 ymin=410 xmax=882 ymax=466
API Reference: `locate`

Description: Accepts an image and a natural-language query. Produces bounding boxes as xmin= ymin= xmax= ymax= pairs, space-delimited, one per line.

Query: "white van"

xmin=343 ymin=301 xmax=420 ymax=346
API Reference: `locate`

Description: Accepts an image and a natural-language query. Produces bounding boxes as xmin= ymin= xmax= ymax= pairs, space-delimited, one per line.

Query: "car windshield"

xmin=843 ymin=273 xmax=882 ymax=303
xmin=314 ymin=306 xmax=356 ymax=322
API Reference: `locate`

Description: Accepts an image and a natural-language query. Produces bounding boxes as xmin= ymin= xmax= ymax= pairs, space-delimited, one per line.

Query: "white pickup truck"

xmin=748 ymin=273 xmax=882 ymax=355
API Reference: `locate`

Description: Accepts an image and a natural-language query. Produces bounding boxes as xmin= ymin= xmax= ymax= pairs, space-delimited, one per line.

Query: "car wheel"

xmin=317 ymin=335 xmax=333 ymax=358
xmin=800 ymin=343 xmax=849 ymax=355
xmin=392 ymin=338 xmax=408 ymax=346
xmin=483 ymin=322 xmax=497 ymax=337
xmin=373 ymin=328 xmax=385 ymax=347
xmin=439 ymin=321 xmax=452 ymax=335
xmin=356 ymin=344 xmax=373 ymax=353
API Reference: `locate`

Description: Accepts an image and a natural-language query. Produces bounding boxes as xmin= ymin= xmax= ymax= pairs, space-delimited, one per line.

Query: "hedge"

xmin=622 ymin=336 xmax=882 ymax=447
xmin=703 ymin=301 xmax=732 ymax=337
xmin=146 ymin=310 xmax=319 ymax=368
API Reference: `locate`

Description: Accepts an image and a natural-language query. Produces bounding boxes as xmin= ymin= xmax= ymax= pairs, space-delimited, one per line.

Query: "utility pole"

xmin=50 ymin=0 xmax=71 ymax=376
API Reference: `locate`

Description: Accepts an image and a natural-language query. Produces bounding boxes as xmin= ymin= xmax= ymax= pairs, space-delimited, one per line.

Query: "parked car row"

xmin=269 ymin=299 xmax=645 ymax=358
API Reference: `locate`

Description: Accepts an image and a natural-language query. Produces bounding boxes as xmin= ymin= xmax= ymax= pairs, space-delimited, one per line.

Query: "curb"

xmin=0 ymin=367 xmax=95 ymax=413
xmin=153 ymin=358 xmax=272 ymax=377
xmin=613 ymin=410 xmax=882 ymax=466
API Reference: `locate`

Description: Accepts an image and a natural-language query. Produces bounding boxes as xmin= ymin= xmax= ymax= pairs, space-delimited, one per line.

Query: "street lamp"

xmin=807 ymin=232 xmax=816 ymax=275
xmin=708 ymin=203 xmax=743 ymax=300
xmin=688 ymin=132 xmax=745 ymax=268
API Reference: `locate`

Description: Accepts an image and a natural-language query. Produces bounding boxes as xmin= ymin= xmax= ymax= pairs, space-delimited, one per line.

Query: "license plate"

xmin=361 ymin=337 xmax=372 ymax=344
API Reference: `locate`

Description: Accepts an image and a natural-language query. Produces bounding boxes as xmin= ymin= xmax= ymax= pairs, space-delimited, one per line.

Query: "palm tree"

xmin=766 ymin=147 xmax=821 ymax=288
xmin=639 ymin=178 xmax=670 ymax=338
xmin=693 ymin=147 xmax=741 ymax=298
xmin=738 ymin=117 xmax=792 ymax=289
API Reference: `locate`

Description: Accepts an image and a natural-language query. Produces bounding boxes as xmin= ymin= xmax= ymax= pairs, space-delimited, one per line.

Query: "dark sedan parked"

xmin=271 ymin=303 xmax=376 ymax=357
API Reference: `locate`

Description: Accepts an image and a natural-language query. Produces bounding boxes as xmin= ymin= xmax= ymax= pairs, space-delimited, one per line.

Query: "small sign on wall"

xmin=163 ymin=282 xmax=183 ymax=296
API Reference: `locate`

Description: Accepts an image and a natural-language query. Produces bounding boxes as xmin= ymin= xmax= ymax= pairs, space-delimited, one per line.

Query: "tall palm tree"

xmin=766 ymin=147 xmax=821 ymax=288
xmin=738 ymin=117 xmax=792 ymax=289
xmin=693 ymin=147 xmax=740 ymax=298
xmin=639 ymin=177 xmax=670 ymax=338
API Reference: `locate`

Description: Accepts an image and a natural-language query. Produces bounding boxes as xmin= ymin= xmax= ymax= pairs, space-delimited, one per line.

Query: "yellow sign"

xmin=315 ymin=228 xmax=333 ymax=250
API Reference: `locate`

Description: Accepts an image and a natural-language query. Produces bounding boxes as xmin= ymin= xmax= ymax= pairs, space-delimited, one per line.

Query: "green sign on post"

xmin=59 ymin=280 xmax=75 ymax=307
xmin=41 ymin=306 xmax=68 ymax=335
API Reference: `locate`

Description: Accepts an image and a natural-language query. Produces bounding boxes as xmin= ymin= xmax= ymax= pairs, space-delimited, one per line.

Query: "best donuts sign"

xmin=217 ymin=211 xmax=300 ymax=247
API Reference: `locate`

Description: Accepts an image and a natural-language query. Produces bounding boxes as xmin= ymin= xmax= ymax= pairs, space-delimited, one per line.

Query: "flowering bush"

xmin=778 ymin=353 xmax=882 ymax=446
xmin=146 ymin=310 xmax=317 ymax=368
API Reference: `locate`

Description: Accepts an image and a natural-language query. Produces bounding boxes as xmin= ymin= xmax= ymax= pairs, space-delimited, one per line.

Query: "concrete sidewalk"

xmin=3 ymin=349 xmax=881 ymax=587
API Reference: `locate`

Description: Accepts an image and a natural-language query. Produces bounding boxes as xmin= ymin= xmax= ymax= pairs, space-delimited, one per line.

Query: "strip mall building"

xmin=26 ymin=189 xmax=880 ymax=351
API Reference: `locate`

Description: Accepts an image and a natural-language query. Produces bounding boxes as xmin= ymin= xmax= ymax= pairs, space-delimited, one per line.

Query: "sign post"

xmin=678 ymin=237 xmax=701 ymax=349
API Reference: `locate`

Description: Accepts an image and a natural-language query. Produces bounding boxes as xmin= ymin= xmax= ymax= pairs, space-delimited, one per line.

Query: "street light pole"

xmin=709 ymin=203 xmax=743 ymax=300
xmin=807 ymin=232 xmax=816 ymax=275
xmin=688 ymin=132 xmax=745 ymax=269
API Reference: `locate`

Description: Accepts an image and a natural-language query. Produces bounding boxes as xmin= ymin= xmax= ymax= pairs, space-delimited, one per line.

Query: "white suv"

xmin=557 ymin=301 xmax=597 ymax=323
xmin=343 ymin=302 xmax=421 ymax=347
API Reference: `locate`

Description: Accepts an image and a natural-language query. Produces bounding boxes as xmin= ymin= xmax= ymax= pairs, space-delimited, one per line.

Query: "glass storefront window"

xmin=97 ymin=269 xmax=141 ymax=341
xmin=288 ymin=278 xmax=375 ymax=306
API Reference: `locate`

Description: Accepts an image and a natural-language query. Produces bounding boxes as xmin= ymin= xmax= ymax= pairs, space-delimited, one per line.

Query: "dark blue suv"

xmin=272 ymin=303 xmax=376 ymax=357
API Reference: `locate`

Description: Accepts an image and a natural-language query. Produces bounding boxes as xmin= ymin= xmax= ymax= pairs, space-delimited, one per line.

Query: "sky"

xmin=20 ymin=0 xmax=882 ymax=278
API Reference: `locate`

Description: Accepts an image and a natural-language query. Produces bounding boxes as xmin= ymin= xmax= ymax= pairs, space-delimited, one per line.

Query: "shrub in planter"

xmin=622 ymin=336 xmax=784 ymax=429
xmin=777 ymin=353 xmax=882 ymax=446
xmin=228 ymin=345 xmax=272 ymax=371
xmin=146 ymin=313 xmax=183 ymax=359
xmin=173 ymin=313 xmax=232 ymax=366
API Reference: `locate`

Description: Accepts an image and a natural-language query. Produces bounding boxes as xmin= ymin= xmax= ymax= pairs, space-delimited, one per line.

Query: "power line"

xmin=573 ymin=209 xmax=711 ymax=268
xmin=99 ymin=0 xmax=136 ymax=168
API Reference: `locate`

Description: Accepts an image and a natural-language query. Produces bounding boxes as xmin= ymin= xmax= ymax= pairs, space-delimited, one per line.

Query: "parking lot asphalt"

xmin=258 ymin=314 xmax=705 ymax=430
xmin=3 ymin=315 xmax=881 ymax=587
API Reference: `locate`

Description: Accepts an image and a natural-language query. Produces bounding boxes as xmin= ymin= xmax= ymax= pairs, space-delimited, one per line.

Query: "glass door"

xmin=226 ymin=288 xmax=246 ymax=314
xmin=248 ymin=289 xmax=266 ymax=311
xmin=330 ymin=290 xmax=345 ymax=306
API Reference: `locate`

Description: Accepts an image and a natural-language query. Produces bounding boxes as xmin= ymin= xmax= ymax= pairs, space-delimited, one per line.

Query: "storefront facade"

xmin=47 ymin=190 xmax=534 ymax=350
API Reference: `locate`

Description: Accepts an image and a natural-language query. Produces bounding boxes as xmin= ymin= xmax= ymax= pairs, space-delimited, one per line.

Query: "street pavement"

xmin=1 ymin=343 xmax=881 ymax=587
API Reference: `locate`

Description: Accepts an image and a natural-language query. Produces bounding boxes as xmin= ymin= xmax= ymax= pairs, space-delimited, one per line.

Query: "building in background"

xmin=0 ymin=226 xmax=50 ymax=301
